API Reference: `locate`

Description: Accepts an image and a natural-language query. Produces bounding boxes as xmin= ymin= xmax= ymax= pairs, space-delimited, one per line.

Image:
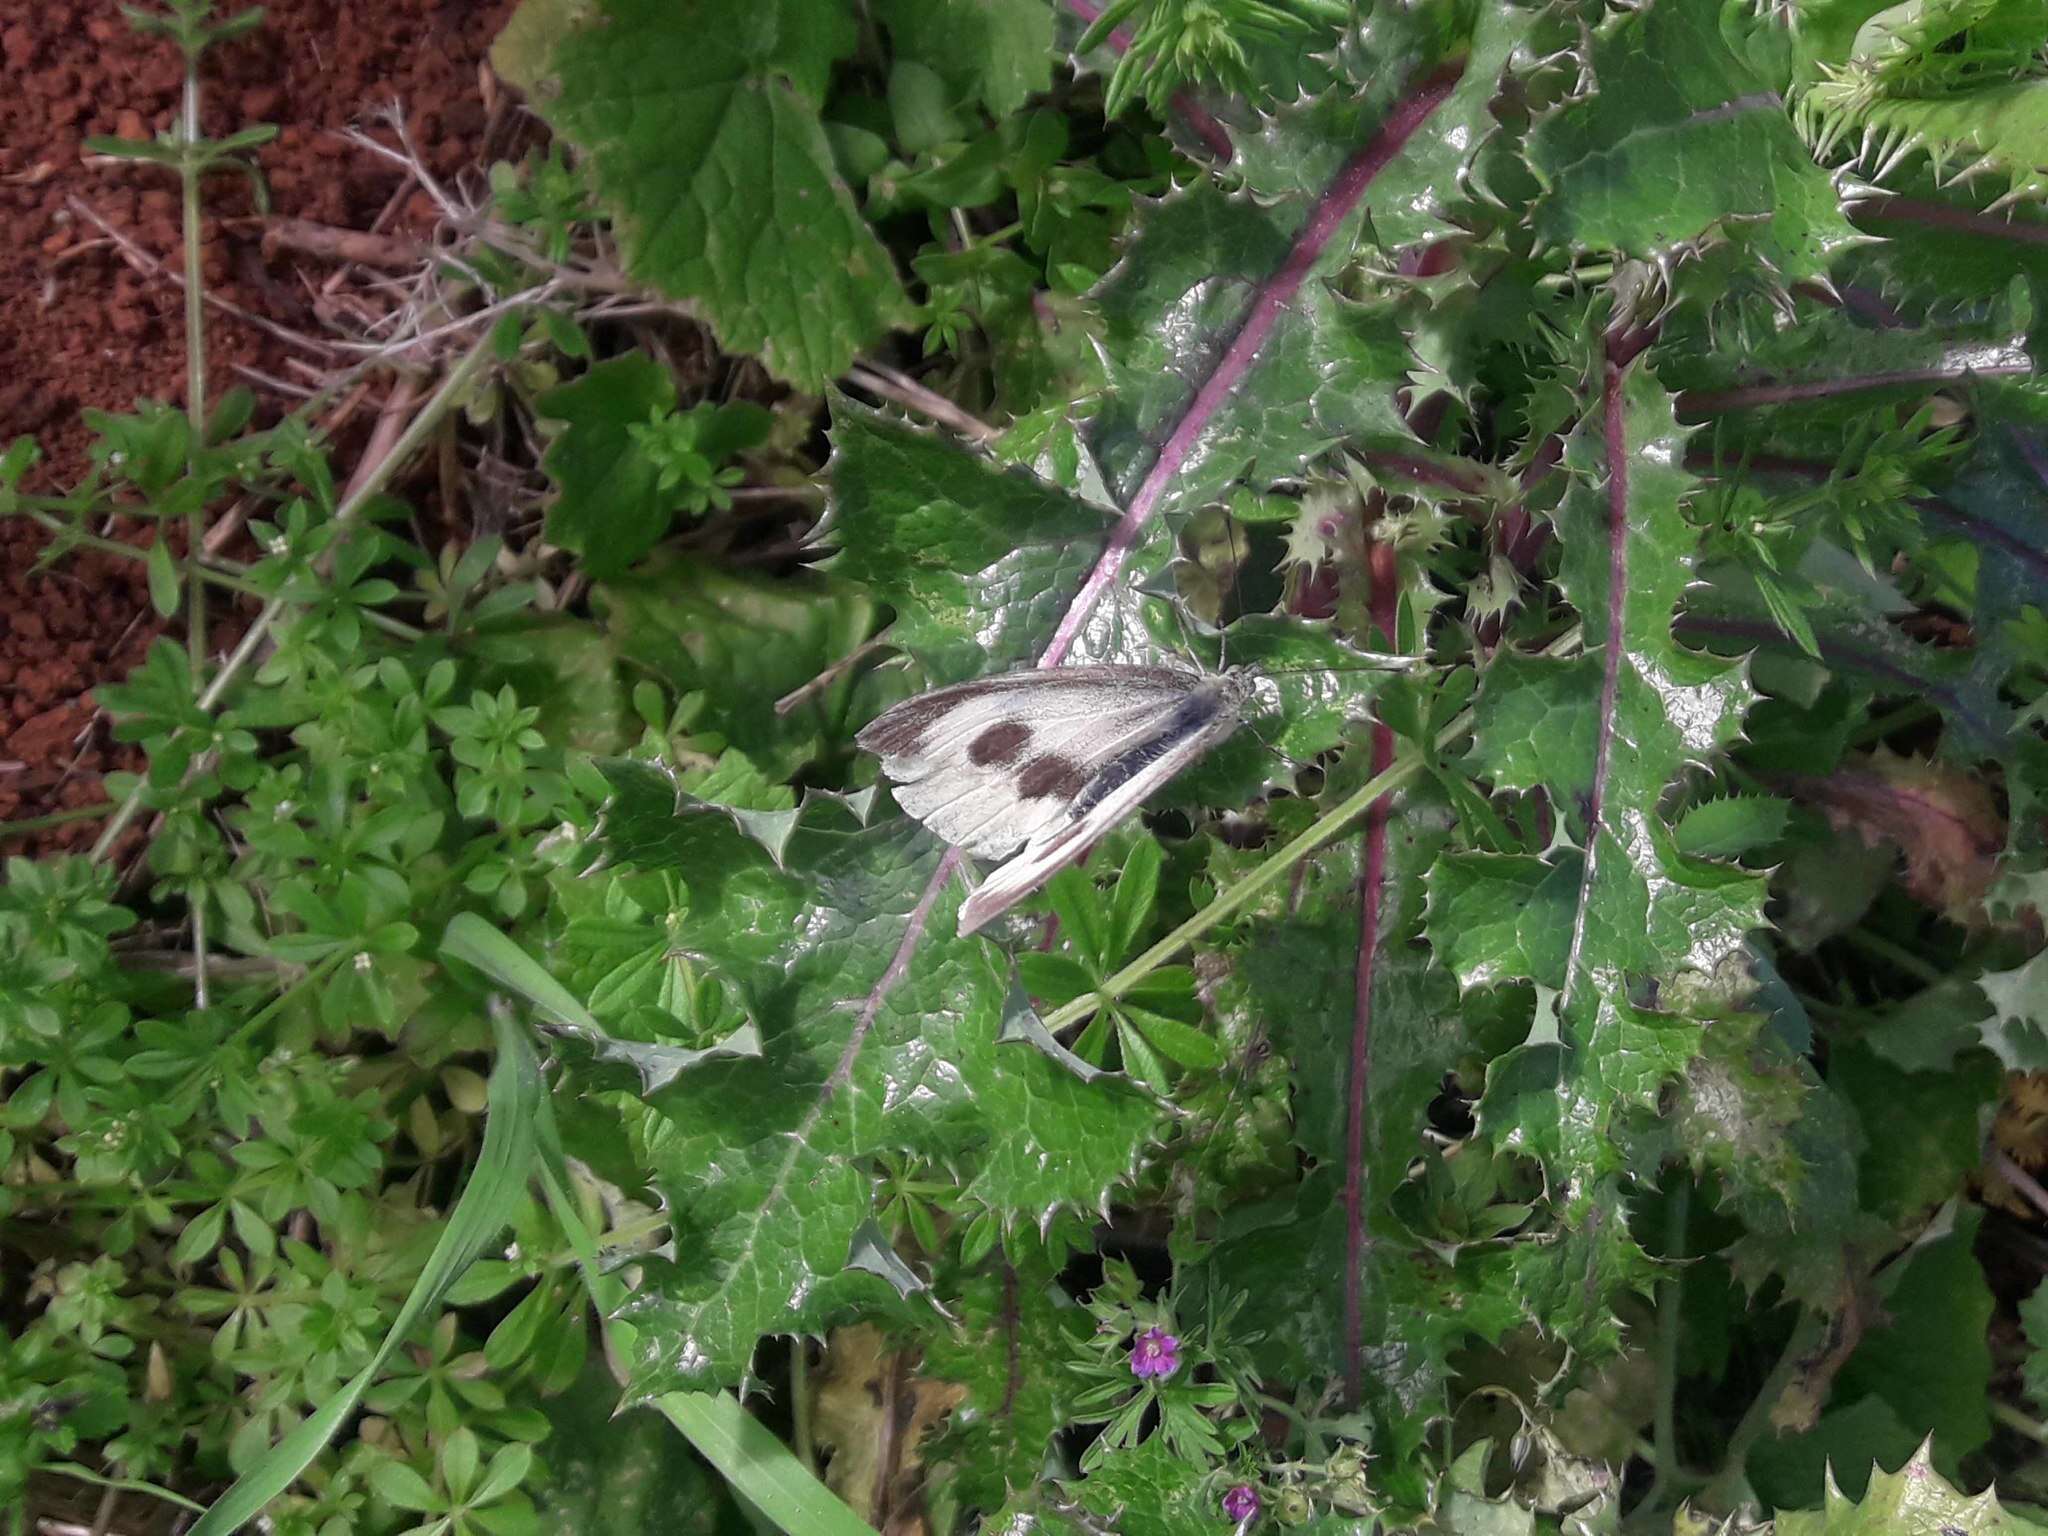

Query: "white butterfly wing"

xmin=857 ymin=666 xmax=1247 ymax=936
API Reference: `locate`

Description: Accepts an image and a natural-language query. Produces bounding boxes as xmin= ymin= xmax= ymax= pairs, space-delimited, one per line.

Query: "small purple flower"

xmin=1221 ymin=1484 xmax=1261 ymax=1523
xmin=1128 ymin=1327 xmax=1181 ymax=1379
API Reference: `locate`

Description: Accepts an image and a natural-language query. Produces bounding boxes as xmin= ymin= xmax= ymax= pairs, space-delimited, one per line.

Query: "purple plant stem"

xmin=1561 ymin=351 xmax=1632 ymax=998
xmin=1675 ymin=360 xmax=2031 ymax=417
xmin=852 ymin=60 xmax=1470 ymax=1086
xmin=1342 ymin=533 xmax=1401 ymax=1399
xmin=1854 ymin=195 xmax=2048 ymax=249
xmin=1043 ymin=63 xmax=1466 ymax=667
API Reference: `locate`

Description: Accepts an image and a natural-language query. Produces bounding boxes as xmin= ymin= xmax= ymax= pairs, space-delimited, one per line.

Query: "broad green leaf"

xmin=534 ymin=1354 xmax=746 ymax=1536
xmin=522 ymin=0 xmax=913 ymax=387
xmin=537 ymin=354 xmax=677 ymax=577
xmin=871 ymin=0 xmax=1052 ymax=119
xmin=597 ymin=556 xmax=880 ymax=780
xmin=1755 ymin=1209 xmax=1995 ymax=1504
xmin=1528 ymin=0 xmax=1858 ymax=278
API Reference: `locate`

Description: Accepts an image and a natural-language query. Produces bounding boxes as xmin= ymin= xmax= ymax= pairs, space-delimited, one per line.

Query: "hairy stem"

xmin=178 ymin=61 xmax=208 ymax=670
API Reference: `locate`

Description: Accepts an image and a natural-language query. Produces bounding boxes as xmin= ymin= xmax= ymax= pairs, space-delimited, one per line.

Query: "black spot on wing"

xmin=968 ymin=721 xmax=1032 ymax=765
xmin=1018 ymin=754 xmax=1092 ymax=801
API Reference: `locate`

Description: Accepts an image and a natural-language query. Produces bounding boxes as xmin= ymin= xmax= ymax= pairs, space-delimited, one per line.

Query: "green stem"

xmin=42 ymin=1463 xmax=207 ymax=1517
xmin=1040 ymin=747 xmax=1431 ymax=1031
xmin=1037 ymin=631 xmax=1584 ymax=1031
xmin=1840 ymin=925 xmax=1945 ymax=987
xmin=792 ymin=1335 xmax=815 ymax=1471
xmin=1847 ymin=698 xmax=1937 ymax=748
xmin=1700 ymin=1306 xmax=1823 ymax=1510
xmin=179 ymin=59 xmax=208 ymax=672
xmin=2 ymin=803 xmax=119 ymax=837
xmin=1648 ymin=1181 xmax=1690 ymax=1507
xmin=24 ymin=512 xmax=425 ymax=641
xmin=1991 ymin=1398 xmax=2048 ymax=1447
xmin=89 ymin=333 xmax=496 ymax=861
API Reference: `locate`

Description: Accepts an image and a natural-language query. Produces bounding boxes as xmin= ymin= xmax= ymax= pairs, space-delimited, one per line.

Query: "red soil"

xmin=1 ymin=0 xmax=516 ymax=856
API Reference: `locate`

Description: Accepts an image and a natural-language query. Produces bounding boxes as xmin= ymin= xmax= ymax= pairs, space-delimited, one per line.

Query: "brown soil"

xmin=1 ymin=0 xmax=517 ymax=857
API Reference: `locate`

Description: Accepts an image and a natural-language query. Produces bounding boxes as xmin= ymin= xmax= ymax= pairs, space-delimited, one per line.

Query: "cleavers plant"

xmin=4 ymin=0 xmax=2048 ymax=1533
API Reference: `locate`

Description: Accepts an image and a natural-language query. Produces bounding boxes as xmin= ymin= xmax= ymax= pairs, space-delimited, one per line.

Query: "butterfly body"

xmin=858 ymin=665 xmax=1251 ymax=935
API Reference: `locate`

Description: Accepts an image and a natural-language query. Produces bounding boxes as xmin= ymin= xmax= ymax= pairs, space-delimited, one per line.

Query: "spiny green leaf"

xmin=824 ymin=403 xmax=1118 ymax=683
xmin=1529 ymin=0 xmax=1859 ymax=278
xmin=1674 ymin=794 xmax=1793 ymax=860
xmin=1770 ymin=1439 xmax=2048 ymax=1536
xmin=587 ymin=798 xmax=1161 ymax=1395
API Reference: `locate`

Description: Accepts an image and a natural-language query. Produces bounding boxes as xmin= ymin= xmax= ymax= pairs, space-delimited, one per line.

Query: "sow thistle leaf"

xmin=517 ymin=0 xmax=913 ymax=388
xmin=1527 ymin=0 xmax=1858 ymax=279
xmin=823 ymin=402 xmax=1405 ymax=771
xmin=1223 ymin=1 xmax=1531 ymax=241
xmin=823 ymin=402 xmax=1117 ymax=683
xmin=573 ymin=791 xmax=1160 ymax=1395
xmin=1445 ymin=361 xmax=1768 ymax=1321
xmin=1682 ymin=569 xmax=2016 ymax=759
xmin=1209 ymin=795 xmax=1524 ymax=1434
xmin=920 ymin=1248 xmax=1088 ymax=1511
xmin=1088 ymin=182 xmax=1414 ymax=529
xmin=1770 ymin=1438 xmax=2048 ymax=1536
xmin=1084 ymin=7 xmax=1529 ymax=531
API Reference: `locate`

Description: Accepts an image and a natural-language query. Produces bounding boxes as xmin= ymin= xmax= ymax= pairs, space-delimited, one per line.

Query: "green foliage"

xmin=1792 ymin=0 xmax=2048 ymax=209
xmin=1528 ymin=0 xmax=1860 ymax=279
xmin=12 ymin=0 xmax=2048 ymax=1532
xmin=507 ymin=0 xmax=913 ymax=388
xmin=538 ymin=356 xmax=772 ymax=576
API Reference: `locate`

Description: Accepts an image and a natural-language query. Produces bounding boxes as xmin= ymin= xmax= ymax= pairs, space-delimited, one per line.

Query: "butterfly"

xmin=858 ymin=665 xmax=1253 ymax=936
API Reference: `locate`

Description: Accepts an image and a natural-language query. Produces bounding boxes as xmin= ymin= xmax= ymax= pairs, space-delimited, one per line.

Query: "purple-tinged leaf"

xmin=1528 ymin=0 xmax=1859 ymax=279
xmin=1442 ymin=354 xmax=1767 ymax=1326
xmin=1077 ymin=13 xmax=1529 ymax=562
